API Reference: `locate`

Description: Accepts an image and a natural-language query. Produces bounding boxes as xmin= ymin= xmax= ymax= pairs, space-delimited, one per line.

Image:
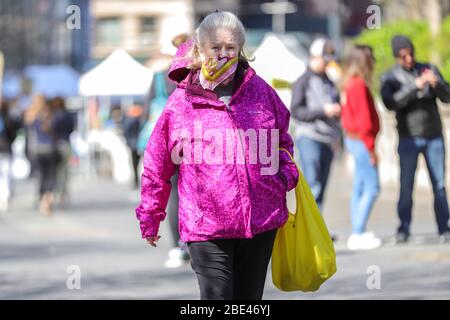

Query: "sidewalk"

xmin=0 ymin=159 xmax=449 ymax=299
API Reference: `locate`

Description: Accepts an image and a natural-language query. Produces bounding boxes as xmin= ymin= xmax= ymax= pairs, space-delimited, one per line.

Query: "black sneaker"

xmin=395 ymin=231 xmax=409 ymax=244
xmin=439 ymin=230 xmax=450 ymax=243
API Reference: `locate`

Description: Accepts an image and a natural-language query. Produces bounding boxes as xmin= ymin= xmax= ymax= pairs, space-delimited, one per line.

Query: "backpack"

xmin=137 ymin=72 xmax=169 ymax=154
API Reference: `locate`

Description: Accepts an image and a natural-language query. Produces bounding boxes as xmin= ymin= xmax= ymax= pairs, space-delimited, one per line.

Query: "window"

xmin=139 ymin=16 xmax=157 ymax=45
xmin=96 ymin=17 xmax=121 ymax=45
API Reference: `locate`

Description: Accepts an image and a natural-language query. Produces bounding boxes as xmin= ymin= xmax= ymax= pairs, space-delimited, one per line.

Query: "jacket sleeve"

xmin=347 ymin=79 xmax=378 ymax=152
xmin=290 ymin=74 xmax=326 ymax=122
xmin=380 ymin=71 xmax=418 ymax=111
xmin=135 ymin=104 xmax=177 ymax=238
xmin=430 ymin=65 xmax=450 ymax=103
xmin=270 ymin=86 xmax=299 ymax=191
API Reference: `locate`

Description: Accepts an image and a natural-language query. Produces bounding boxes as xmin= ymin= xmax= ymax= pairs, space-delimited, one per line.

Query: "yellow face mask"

xmin=199 ymin=56 xmax=239 ymax=90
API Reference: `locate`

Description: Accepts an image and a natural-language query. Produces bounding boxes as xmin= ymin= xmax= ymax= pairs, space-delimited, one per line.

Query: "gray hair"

xmin=196 ymin=11 xmax=246 ymax=47
xmin=185 ymin=11 xmax=252 ymax=69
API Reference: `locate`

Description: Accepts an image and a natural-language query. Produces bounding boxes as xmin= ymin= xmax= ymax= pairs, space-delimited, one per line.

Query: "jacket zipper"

xmin=225 ymin=106 xmax=253 ymax=237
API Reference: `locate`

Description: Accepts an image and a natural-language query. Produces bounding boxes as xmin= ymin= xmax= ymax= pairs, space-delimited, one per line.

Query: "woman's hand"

xmin=146 ymin=236 xmax=161 ymax=247
xmin=369 ymin=151 xmax=378 ymax=167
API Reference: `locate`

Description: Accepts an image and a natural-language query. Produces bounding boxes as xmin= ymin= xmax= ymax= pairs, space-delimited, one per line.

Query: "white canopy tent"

xmin=250 ymin=33 xmax=308 ymax=108
xmin=78 ymin=49 xmax=154 ymax=184
xmin=79 ymin=48 xmax=153 ymax=96
xmin=250 ymin=33 xmax=309 ymax=156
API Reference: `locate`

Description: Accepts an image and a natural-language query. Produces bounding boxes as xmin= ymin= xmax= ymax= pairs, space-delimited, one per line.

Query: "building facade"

xmin=0 ymin=0 xmax=90 ymax=72
xmin=90 ymin=0 xmax=194 ymax=63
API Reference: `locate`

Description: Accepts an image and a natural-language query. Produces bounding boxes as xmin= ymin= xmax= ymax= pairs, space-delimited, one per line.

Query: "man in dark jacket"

xmin=381 ymin=35 xmax=450 ymax=243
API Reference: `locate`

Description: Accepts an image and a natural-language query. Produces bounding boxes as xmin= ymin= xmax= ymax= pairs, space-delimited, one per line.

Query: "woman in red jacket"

xmin=341 ymin=45 xmax=382 ymax=250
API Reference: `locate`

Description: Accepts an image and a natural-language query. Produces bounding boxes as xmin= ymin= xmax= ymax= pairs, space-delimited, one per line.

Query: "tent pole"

xmin=83 ymin=96 xmax=91 ymax=182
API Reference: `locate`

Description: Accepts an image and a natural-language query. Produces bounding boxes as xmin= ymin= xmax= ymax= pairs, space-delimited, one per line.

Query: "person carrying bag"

xmin=272 ymin=148 xmax=337 ymax=292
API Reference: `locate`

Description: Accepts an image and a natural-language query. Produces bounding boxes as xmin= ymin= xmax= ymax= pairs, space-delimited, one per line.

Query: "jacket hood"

xmin=168 ymin=37 xmax=194 ymax=85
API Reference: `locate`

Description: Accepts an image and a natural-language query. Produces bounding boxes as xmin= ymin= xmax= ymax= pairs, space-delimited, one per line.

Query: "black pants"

xmin=187 ymin=229 xmax=277 ymax=300
xmin=36 ymin=152 xmax=59 ymax=196
xmin=130 ymin=149 xmax=141 ymax=188
xmin=167 ymin=172 xmax=180 ymax=247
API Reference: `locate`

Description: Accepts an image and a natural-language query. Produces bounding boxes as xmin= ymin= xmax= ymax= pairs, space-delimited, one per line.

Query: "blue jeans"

xmin=296 ymin=136 xmax=334 ymax=210
xmin=345 ymin=138 xmax=380 ymax=234
xmin=397 ymin=135 xmax=450 ymax=235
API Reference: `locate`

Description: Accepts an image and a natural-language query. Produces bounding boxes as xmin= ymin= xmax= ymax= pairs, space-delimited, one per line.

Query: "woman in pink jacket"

xmin=136 ymin=11 xmax=298 ymax=300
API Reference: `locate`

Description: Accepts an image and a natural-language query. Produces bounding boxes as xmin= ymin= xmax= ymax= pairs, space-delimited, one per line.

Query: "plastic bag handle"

xmin=278 ymin=147 xmax=300 ymax=218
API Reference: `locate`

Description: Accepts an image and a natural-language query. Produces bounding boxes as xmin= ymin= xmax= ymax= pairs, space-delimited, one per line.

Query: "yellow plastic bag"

xmin=271 ymin=148 xmax=337 ymax=292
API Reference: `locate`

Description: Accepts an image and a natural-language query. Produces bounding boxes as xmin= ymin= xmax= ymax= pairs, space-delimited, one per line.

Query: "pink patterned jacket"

xmin=136 ymin=46 xmax=298 ymax=242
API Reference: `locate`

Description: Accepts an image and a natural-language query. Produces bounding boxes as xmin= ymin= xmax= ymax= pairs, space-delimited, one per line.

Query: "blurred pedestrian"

xmin=136 ymin=11 xmax=298 ymax=300
xmin=341 ymin=45 xmax=381 ymax=250
xmin=104 ymin=105 xmax=123 ymax=130
xmin=0 ymin=100 xmax=22 ymax=213
xmin=24 ymin=94 xmax=46 ymax=177
xmin=290 ymin=38 xmax=342 ymax=240
xmin=144 ymin=34 xmax=192 ymax=268
xmin=123 ymin=104 xmax=145 ymax=189
xmin=381 ymin=35 xmax=450 ymax=243
xmin=142 ymin=70 xmax=188 ymax=268
xmin=25 ymin=97 xmax=58 ymax=216
xmin=50 ymin=97 xmax=75 ymax=207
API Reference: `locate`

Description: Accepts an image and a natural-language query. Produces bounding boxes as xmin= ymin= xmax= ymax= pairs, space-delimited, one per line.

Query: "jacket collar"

xmin=185 ymin=62 xmax=256 ymax=109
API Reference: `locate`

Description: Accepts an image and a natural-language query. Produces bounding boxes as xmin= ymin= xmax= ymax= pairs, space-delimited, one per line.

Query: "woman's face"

xmin=199 ymin=27 xmax=240 ymax=61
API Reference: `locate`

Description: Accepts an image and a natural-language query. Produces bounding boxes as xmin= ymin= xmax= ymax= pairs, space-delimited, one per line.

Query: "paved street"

xmin=1 ymin=157 xmax=450 ymax=300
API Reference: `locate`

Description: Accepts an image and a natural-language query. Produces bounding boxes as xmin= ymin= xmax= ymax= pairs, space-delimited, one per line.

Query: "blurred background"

xmin=1 ymin=0 xmax=450 ymax=300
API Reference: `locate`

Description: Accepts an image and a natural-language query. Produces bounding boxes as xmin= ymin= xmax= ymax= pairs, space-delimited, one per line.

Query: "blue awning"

xmin=24 ymin=64 xmax=80 ymax=98
xmin=1 ymin=72 xmax=22 ymax=99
